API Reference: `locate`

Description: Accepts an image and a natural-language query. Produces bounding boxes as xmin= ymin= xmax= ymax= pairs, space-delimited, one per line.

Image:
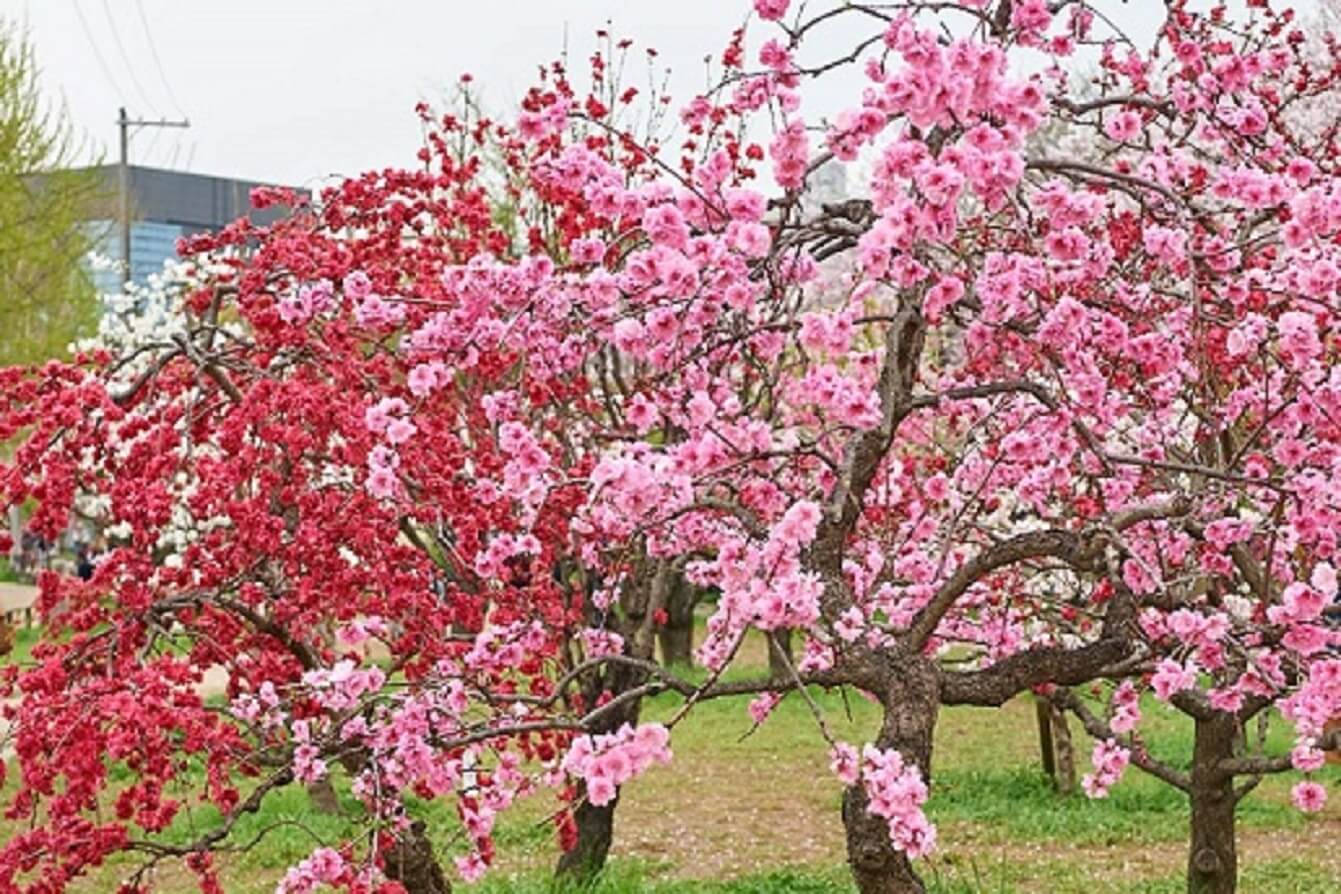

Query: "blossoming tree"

xmin=5 ymin=2 xmax=1341 ymax=894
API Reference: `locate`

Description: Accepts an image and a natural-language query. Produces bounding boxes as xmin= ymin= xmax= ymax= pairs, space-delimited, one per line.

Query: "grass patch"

xmin=474 ymin=862 xmax=856 ymax=893
xmin=928 ymin=764 xmax=1301 ymax=846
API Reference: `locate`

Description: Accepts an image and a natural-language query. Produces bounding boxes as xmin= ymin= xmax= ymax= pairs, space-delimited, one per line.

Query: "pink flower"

xmin=1105 ymin=110 xmax=1141 ymax=142
xmin=1291 ymin=780 xmax=1327 ymax=813
xmin=343 ymin=270 xmax=372 ymax=301
xmin=1282 ymin=624 xmax=1331 ymax=656
xmin=366 ymin=466 xmax=399 ymax=500
xmin=835 ymin=606 xmax=865 ymax=643
xmin=587 ymin=776 xmax=617 ymax=806
xmin=612 ymin=318 xmax=646 ymax=355
xmin=724 ymin=188 xmax=766 ymax=222
xmin=1151 ymin=659 xmax=1196 ymax=701
xmin=730 ymin=221 xmax=772 ymax=258
xmin=1081 ymin=738 xmax=1130 ymax=798
xmin=1311 ymin=563 xmax=1338 ymax=597
xmin=748 ymin=692 xmax=782 ymax=724
xmin=829 ymin=742 xmax=860 ymax=785
xmin=754 ymin=0 xmax=789 ymax=21
xmin=408 ymin=363 xmax=441 ymax=397
xmin=626 ymin=394 xmax=659 ymax=433
xmin=1122 ymin=559 xmax=1159 ymax=595
xmin=774 ymin=500 xmax=822 ymax=546
xmin=364 ymin=397 xmax=407 ymax=434
xmin=1291 ymin=744 xmax=1326 ymax=772
xmin=1208 ymin=687 xmax=1244 ymax=713
xmin=386 ymin=417 xmax=417 ymax=445
xmin=570 ymin=237 xmax=606 ymax=265
xmin=454 ymin=852 xmax=488 ymax=883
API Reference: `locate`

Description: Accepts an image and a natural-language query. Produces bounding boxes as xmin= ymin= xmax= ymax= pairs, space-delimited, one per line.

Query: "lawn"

xmin=2 ymin=624 xmax=1338 ymax=893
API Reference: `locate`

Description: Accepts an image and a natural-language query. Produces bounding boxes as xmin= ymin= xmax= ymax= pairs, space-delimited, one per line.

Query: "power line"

xmin=100 ymin=0 xmax=161 ymax=116
xmin=133 ymin=0 xmax=188 ymax=118
xmin=72 ymin=0 xmax=126 ymax=102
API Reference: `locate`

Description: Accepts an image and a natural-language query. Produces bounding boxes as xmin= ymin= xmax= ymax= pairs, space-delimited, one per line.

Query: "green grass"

xmin=475 ymin=864 xmax=857 ymax=894
xmin=0 ymin=555 xmax=17 ymax=583
xmin=3 ymin=623 xmax=39 ymax=663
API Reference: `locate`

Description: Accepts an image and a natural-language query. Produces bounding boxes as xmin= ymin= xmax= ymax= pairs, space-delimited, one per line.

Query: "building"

xmin=78 ymin=164 xmax=307 ymax=293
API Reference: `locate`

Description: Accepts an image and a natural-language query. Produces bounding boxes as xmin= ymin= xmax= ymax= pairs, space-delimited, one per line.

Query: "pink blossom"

xmin=1208 ymin=687 xmax=1245 ymax=714
xmin=774 ymin=500 xmax=822 ymax=546
xmin=408 ymin=363 xmax=441 ymax=397
xmin=366 ymin=466 xmax=399 ymax=500
xmin=1291 ymin=744 xmax=1326 ymax=772
xmin=1291 ymin=780 xmax=1328 ymax=812
xmin=748 ymin=692 xmax=782 ymax=724
xmin=829 ymin=742 xmax=860 ymax=785
xmin=455 ymin=852 xmax=488 ymax=883
xmin=1105 ymin=111 xmax=1142 ymax=142
xmin=1081 ymin=738 xmax=1130 ymax=799
xmin=1151 ymin=659 xmax=1196 ymax=702
xmin=342 ymin=270 xmax=372 ymax=301
xmin=754 ymin=0 xmax=789 ymax=21
xmin=386 ymin=417 xmax=417 ymax=445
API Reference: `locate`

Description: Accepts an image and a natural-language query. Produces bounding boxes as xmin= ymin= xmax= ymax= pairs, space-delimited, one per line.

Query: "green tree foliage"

xmin=0 ymin=20 xmax=103 ymax=366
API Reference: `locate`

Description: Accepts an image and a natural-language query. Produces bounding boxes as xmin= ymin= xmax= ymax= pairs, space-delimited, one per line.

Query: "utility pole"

xmin=117 ymin=107 xmax=189 ymax=287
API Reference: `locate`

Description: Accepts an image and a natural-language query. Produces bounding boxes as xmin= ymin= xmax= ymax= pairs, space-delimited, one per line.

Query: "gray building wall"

xmin=78 ymin=165 xmax=307 ymax=292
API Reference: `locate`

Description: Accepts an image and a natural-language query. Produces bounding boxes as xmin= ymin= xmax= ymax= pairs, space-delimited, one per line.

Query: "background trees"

xmin=0 ymin=19 xmax=103 ymax=367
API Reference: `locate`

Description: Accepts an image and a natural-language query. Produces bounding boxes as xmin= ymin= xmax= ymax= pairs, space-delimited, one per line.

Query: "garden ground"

xmin=2 ymin=623 xmax=1338 ymax=893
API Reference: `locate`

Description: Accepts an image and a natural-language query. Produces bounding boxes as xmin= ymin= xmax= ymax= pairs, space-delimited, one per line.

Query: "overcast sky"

xmin=4 ymin=1 xmax=1322 ymax=190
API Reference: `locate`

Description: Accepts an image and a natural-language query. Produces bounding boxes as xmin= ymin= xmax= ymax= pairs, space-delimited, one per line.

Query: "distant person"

xmin=76 ymin=545 xmax=94 ymax=581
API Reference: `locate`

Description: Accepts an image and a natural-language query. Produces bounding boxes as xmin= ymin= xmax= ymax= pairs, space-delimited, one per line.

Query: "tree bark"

xmin=843 ymin=656 xmax=939 ymax=894
xmin=306 ymin=777 xmax=342 ymax=814
xmin=657 ymin=573 xmax=697 ymax=666
xmin=555 ymin=658 xmax=644 ymax=880
xmin=1187 ymin=713 xmax=1239 ymax=894
xmin=1036 ymin=698 xmax=1077 ymax=795
xmin=1036 ymin=697 xmax=1056 ymax=782
xmin=768 ymin=628 xmax=795 ymax=680
xmin=1050 ymin=703 xmax=1076 ymax=796
xmin=556 ymin=557 xmax=660 ymax=883
xmin=383 ymin=820 xmax=451 ymax=894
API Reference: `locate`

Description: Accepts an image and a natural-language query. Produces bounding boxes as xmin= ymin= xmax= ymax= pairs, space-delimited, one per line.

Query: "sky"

xmin=3 ymin=1 xmax=1324 ymax=190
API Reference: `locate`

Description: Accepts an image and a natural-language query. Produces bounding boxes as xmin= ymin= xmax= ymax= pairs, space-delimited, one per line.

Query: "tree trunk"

xmin=306 ymin=777 xmax=341 ymax=814
xmin=555 ymin=643 xmax=647 ymax=881
xmin=1187 ymin=713 xmax=1238 ymax=894
xmin=556 ymin=783 xmax=621 ymax=880
xmin=657 ymin=573 xmax=697 ymax=666
xmin=1036 ymin=697 xmax=1056 ymax=781
xmin=843 ymin=656 xmax=939 ymax=894
xmin=1050 ymin=703 xmax=1076 ymax=796
xmin=383 ymin=820 xmax=451 ymax=894
xmin=1036 ymin=698 xmax=1077 ymax=794
xmin=768 ymin=628 xmax=795 ymax=679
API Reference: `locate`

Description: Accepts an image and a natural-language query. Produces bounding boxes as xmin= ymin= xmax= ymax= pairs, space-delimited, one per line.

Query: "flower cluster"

xmin=561 ymin=723 xmax=673 ymax=807
xmin=1081 ymin=739 xmax=1131 ymax=800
